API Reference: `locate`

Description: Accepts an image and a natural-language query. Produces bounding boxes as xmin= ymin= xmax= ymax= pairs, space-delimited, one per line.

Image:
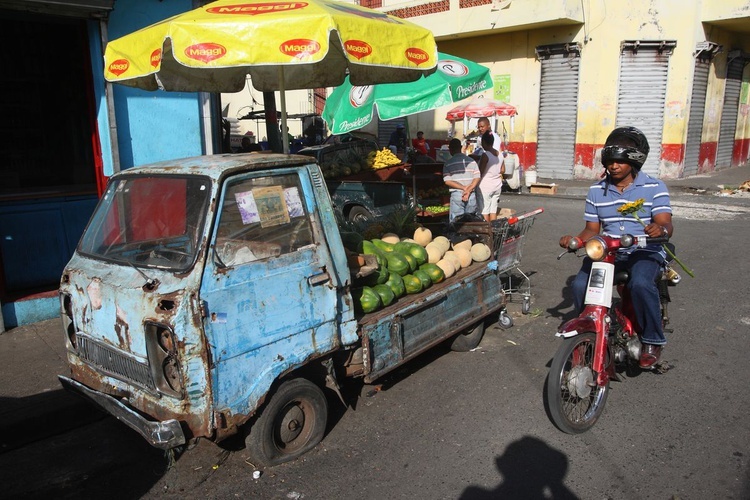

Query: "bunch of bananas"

xmin=367 ymin=148 xmax=402 ymax=169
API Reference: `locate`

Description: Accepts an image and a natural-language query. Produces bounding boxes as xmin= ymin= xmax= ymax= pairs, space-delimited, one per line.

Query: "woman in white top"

xmin=476 ymin=131 xmax=505 ymax=221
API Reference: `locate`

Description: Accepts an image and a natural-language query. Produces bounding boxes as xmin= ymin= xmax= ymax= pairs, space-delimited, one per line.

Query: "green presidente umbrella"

xmin=323 ymin=52 xmax=491 ymax=135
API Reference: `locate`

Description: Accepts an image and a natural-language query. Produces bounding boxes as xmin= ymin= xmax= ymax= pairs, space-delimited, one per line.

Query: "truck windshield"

xmin=78 ymin=175 xmax=210 ymax=271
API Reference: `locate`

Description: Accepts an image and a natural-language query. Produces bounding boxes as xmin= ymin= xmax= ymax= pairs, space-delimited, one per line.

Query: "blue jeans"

xmin=449 ymin=190 xmax=477 ymax=222
xmin=571 ymin=251 xmax=666 ymax=345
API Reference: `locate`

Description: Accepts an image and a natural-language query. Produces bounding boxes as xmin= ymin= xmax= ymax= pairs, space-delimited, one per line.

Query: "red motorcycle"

xmin=546 ymin=233 xmax=679 ymax=433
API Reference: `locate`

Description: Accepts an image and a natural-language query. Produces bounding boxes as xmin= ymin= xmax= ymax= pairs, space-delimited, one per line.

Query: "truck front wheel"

xmin=245 ymin=378 xmax=328 ymax=466
xmin=348 ymin=205 xmax=373 ymax=222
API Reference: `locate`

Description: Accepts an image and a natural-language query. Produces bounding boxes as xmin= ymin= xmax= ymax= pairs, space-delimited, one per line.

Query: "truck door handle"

xmin=308 ymin=271 xmax=331 ymax=286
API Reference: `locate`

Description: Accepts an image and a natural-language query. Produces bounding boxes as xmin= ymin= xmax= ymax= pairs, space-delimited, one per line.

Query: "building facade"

xmin=365 ymin=0 xmax=750 ymax=180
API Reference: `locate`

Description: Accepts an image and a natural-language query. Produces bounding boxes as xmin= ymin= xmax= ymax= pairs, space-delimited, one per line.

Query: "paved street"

xmin=1 ymin=171 xmax=750 ymax=499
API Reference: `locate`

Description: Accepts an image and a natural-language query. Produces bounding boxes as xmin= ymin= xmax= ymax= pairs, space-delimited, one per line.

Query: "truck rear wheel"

xmin=450 ymin=320 xmax=485 ymax=352
xmin=245 ymin=378 xmax=328 ymax=466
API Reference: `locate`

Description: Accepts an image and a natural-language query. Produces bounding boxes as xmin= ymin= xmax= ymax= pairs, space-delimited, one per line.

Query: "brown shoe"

xmin=639 ymin=344 xmax=663 ymax=369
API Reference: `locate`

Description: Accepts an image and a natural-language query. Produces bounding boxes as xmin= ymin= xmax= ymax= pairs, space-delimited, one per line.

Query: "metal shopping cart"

xmin=491 ymin=208 xmax=544 ymax=325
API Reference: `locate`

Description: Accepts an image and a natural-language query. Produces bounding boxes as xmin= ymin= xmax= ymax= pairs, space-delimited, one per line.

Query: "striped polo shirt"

xmin=584 ymin=171 xmax=671 ymax=256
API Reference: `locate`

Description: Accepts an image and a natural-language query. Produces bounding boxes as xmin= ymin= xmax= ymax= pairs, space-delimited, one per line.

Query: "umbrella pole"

xmin=279 ymin=67 xmax=290 ymax=154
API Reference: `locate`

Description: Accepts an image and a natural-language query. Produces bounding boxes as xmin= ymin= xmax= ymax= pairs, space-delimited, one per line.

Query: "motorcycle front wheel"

xmin=546 ymin=332 xmax=609 ymax=433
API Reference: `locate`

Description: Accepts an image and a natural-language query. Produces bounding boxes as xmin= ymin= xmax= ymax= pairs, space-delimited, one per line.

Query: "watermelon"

xmin=400 ymin=251 xmax=418 ymax=273
xmin=339 ymin=231 xmax=364 ymax=253
xmin=394 ymin=241 xmax=428 ymax=266
xmin=402 ymin=274 xmax=423 ymax=294
xmin=362 ymin=240 xmax=387 ymax=267
xmin=386 ymin=272 xmax=406 ymax=298
xmin=419 ymin=263 xmax=446 ymax=284
xmin=354 ymin=286 xmax=382 ymax=313
xmin=373 ymin=284 xmax=396 ymax=307
xmin=371 ymin=238 xmax=395 ymax=253
xmin=413 ymin=269 xmax=432 ymax=290
xmin=386 ymin=252 xmax=410 ymax=276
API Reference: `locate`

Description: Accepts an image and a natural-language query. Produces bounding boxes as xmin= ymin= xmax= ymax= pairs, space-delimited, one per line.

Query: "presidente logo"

xmin=345 ymin=40 xmax=372 ymax=60
xmin=437 ymin=59 xmax=469 ymax=77
xmin=185 ymin=43 xmax=227 ymax=63
xmin=108 ymin=59 xmax=130 ymax=76
xmin=150 ymin=49 xmax=162 ymax=68
xmin=280 ymin=38 xmax=320 ymax=58
xmin=206 ymin=2 xmax=308 ymax=15
xmin=405 ymin=48 xmax=430 ymax=66
xmin=349 ymin=85 xmax=373 ymax=108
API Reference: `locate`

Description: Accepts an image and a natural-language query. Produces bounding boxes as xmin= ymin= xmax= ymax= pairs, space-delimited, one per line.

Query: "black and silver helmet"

xmin=601 ymin=126 xmax=650 ymax=169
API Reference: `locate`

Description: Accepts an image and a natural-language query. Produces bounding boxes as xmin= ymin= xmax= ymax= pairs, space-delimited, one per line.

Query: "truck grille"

xmin=77 ymin=334 xmax=156 ymax=391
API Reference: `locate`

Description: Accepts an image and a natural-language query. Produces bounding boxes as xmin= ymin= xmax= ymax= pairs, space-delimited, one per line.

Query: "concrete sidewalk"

xmin=1 ymin=163 xmax=748 ymax=451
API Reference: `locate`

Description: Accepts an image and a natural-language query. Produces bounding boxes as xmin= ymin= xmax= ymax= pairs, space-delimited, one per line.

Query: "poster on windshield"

xmin=254 ymin=186 xmax=290 ymax=228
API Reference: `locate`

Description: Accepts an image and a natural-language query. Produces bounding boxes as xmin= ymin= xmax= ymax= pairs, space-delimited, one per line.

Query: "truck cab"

xmin=59 ymin=154 xmax=358 ymax=457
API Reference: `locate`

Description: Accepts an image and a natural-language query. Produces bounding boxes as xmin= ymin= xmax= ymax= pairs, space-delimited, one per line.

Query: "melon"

xmin=413 ymin=227 xmax=433 ymax=247
xmin=432 ymin=236 xmax=451 ymax=254
xmin=452 ymin=238 xmax=473 ymax=252
xmin=471 ymin=243 xmax=492 ymax=262
xmin=455 ymin=247 xmax=473 ymax=268
xmin=381 ymin=233 xmax=400 ymax=245
xmin=425 ymin=243 xmax=443 ymax=264
xmin=436 ymin=258 xmax=455 ymax=278
xmin=443 ymin=250 xmax=462 ymax=272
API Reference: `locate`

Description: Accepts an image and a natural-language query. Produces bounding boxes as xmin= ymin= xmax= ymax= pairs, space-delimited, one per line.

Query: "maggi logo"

xmin=405 ymin=48 xmax=429 ymax=66
xmin=150 ymin=49 xmax=162 ymax=68
xmin=184 ymin=43 xmax=227 ymax=63
xmin=280 ymin=39 xmax=320 ymax=58
xmin=108 ymin=59 xmax=129 ymax=77
xmin=206 ymin=2 xmax=308 ymax=15
xmin=345 ymin=40 xmax=372 ymax=60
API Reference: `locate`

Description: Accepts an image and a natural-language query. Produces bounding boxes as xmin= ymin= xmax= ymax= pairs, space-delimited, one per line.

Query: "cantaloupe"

xmin=432 ymin=235 xmax=451 ymax=254
xmin=436 ymin=258 xmax=455 ymax=278
xmin=471 ymin=243 xmax=492 ymax=262
xmin=452 ymin=238 xmax=473 ymax=252
xmin=381 ymin=233 xmax=400 ymax=245
xmin=413 ymin=227 xmax=432 ymax=247
xmin=425 ymin=242 xmax=444 ymax=264
xmin=455 ymin=247 xmax=473 ymax=268
xmin=443 ymin=250 xmax=462 ymax=272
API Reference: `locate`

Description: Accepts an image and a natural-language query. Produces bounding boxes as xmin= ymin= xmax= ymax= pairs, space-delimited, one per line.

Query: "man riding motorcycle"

xmin=559 ymin=126 xmax=673 ymax=368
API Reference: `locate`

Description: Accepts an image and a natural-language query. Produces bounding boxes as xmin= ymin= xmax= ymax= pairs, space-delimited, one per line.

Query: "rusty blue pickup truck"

xmin=58 ymin=153 xmax=507 ymax=465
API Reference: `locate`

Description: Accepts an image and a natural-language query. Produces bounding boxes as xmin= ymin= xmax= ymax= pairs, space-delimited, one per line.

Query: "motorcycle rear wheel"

xmin=547 ymin=332 xmax=609 ymax=433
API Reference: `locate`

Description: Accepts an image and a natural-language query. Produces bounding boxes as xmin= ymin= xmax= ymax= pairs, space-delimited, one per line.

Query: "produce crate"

xmin=529 ymin=183 xmax=558 ymax=195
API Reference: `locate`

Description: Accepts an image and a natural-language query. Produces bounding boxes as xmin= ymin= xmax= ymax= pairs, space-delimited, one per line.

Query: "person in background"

xmin=466 ymin=117 xmax=502 ymax=160
xmin=443 ymin=138 xmax=480 ymax=222
xmin=412 ymin=131 xmax=430 ymax=156
xmin=240 ymin=136 xmax=262 ymax=152
xmin=476 ymin=131 xmax=504 ymax=222
xmin=558 ymin=126 xmax=672 ymax=369
xmin=388 ymin=123 xmax=408 ymax=158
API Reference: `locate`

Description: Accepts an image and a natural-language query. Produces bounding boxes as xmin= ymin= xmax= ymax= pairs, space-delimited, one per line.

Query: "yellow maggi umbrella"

xmin=104 ymin=0 xmax=438 ymax=152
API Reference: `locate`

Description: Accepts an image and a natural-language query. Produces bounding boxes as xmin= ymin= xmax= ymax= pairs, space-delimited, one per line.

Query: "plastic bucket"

xmin=524 ymin=170 xmax=537 ymax=187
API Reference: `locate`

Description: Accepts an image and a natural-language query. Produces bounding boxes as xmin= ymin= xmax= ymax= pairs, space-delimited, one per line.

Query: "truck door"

xmin=199 ymin=169 xmax=342 ymax=417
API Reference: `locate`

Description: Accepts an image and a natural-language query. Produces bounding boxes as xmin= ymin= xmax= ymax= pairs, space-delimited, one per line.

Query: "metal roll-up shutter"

xmin=616 ymin=41 xmax=675 ymax=177
xmin=683 ymin=56 xmax=714 ymax=177
xmin=716 ymin=57 xmax=745 ymax=169
xmin=378 ymin=119 xmax=406 ymax=150
xmin=535 ymin=44 xmax=581 ymax=179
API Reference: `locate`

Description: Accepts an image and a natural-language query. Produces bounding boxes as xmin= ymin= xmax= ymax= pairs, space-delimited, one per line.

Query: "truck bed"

xmin=356 ymin=260 xmax=505 ymax=383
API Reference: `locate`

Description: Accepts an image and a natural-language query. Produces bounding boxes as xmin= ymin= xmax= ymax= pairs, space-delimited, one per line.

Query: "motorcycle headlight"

xmin=585 ymin=237 xmax=607 ymax=261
